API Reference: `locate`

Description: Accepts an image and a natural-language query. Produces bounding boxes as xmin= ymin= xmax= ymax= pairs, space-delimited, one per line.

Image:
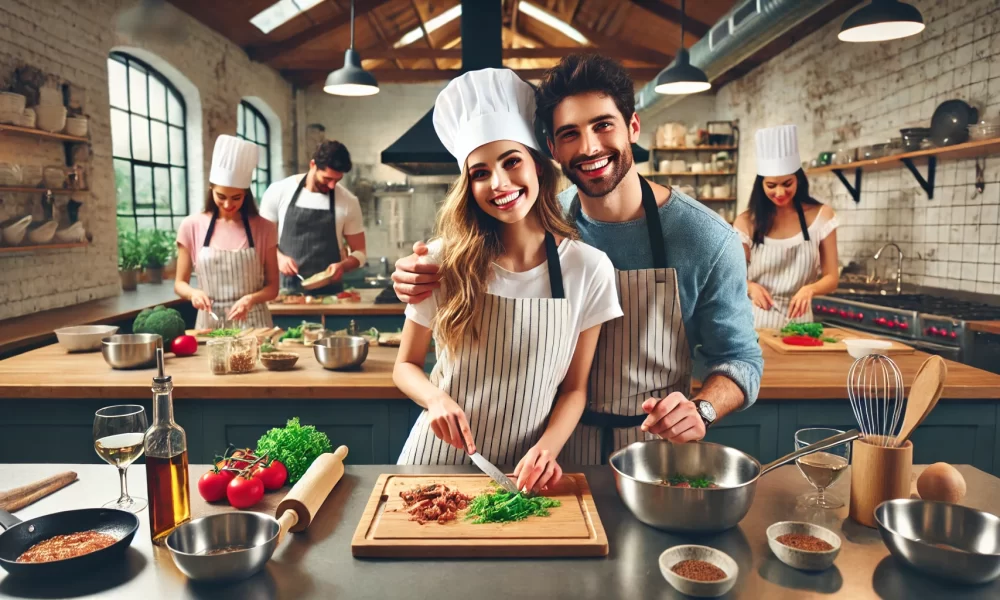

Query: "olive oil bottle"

xmin=144 ymin=348 xmax=191 ymax=542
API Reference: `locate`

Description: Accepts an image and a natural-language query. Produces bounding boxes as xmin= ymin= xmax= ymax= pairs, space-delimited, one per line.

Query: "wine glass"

xmin=94 ymin=405 xmax=148 ymax=512
xmin=794 ymin=427 xmax=851 ymax=509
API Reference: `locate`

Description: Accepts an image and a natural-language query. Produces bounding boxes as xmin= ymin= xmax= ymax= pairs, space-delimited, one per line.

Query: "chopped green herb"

xmin=465 ymin=487 xmax=560 ymax=524
xmin=207 ymin=328 xmax=242 ymax=338
xmin=667 ymin=475 xmax=717 ymax=488
xmin=780 ymin=322 xmax=826 ymax=339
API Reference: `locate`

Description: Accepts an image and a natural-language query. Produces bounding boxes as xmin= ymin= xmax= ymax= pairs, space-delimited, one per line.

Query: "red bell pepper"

xmin=782 ymin=335 xmax=825 ymax=347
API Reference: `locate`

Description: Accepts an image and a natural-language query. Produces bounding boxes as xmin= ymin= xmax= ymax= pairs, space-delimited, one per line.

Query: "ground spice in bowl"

xmin=776 ymin=533 xmax=834 ymax=552
xmin=671 ymin=559 xmax=728 ymax=581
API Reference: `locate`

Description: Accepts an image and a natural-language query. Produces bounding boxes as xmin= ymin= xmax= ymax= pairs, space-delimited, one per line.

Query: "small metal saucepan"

xmin=0 ymin=508 xmax=139 ymax=578
xmin=610 ymin=429 xmax=859 ymax=533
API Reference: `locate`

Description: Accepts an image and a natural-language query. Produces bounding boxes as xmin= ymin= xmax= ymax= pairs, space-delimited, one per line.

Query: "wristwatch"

xmin=693 ymin=400 xmax=717 ymax=428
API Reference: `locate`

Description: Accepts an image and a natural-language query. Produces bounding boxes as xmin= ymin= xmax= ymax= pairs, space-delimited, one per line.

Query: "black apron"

xmin=278 ymin=175 xmax=344 ymax=295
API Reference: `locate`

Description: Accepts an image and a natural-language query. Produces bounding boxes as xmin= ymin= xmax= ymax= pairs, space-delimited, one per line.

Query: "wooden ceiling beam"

xmin=366 ymin=12 xmax=405 ymax=70
xmin=567 ymin=19 xmax=672 ymax=66
xmin=629 ymin=0 xmax=710 ymax=39
xmin=285 ymin=66 xmax=662 ymax=84
xmin=246 ymin=0 xmax=393 ymax=64
xmin=290 ymin=46 xmax=661 ymax=65
xmin=410 ymin=0 xmax=441 ymax=70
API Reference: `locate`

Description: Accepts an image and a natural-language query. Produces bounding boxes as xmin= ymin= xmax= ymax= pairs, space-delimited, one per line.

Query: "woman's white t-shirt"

xmin=406 ymin=238 xmax=624 ymax=345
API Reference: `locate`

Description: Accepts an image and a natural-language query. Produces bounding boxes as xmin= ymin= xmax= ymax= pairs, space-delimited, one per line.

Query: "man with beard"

xmin=392 ymin=54 xmax=762 ymax=464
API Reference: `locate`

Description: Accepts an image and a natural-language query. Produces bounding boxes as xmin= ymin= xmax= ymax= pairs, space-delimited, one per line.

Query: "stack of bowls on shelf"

xmin=968 ymin=115 xmax=1000 ymax=141
xmin=35 ymin=86 xmax=67 ymax=134
xmin=0 ymin=92 xmax=26 ymax=125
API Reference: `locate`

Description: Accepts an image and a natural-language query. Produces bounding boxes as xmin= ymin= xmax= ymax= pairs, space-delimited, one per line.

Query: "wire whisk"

xmin=847 ymin=354 xmax=905 ymax=447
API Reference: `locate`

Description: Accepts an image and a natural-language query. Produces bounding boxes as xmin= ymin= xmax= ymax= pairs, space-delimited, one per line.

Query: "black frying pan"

xmin=0 ymin=508 xmax=138 ymax=578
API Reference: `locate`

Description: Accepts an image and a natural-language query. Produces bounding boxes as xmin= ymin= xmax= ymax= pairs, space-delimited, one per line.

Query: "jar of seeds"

xmin=227 ymin=336 xmax=258 ymax=374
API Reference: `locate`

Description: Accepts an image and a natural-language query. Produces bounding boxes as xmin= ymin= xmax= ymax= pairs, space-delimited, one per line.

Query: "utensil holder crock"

xmin=850 ymin=436 xmax=912 ymax=528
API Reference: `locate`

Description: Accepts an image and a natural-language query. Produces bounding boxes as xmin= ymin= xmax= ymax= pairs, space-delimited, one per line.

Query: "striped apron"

xmin=561 ymin=176 xmax=692 ymax=465
xmin=398 ymin=233 xmax=573 ymax=466
xmin=194 ymin=212 xmax=272 ymax=329
xmin=748 ymin=201 xmax=817 ymax=329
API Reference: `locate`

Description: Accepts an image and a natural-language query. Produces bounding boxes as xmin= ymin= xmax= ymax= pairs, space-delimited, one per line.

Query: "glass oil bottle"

xmin=144 ymin=348 xmax=191 ymax=542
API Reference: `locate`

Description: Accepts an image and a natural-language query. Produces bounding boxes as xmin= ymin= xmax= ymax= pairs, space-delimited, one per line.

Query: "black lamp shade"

xmin=654 ymin=49 xmax=711 ymax=95
xmin=839 ymin=0 xmax=925 ymax=42
xmin=324 ymin=49 xmax=379 ymax=96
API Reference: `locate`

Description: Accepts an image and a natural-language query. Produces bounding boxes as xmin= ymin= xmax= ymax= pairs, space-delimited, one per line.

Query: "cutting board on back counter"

xmin=184 ymin=327 xmax=282 ymax=345
xmin=757 ymin=326 xmax=914 ymax=354
xmin=351 ymin=473 xmax=608 ymax=558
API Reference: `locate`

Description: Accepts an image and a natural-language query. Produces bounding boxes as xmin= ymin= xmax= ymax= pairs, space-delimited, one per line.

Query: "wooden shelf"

xmin=0 ymin=123 xmax=89 ymax=144
xmin=644 ymin=171 xmax=736 ymax=176
xmin=0 ymin=187 xmax=88 ymax=194
xmin=806 ymin=137 xmax=1000 ymax=175
xmin=0 ymin=242 xmax=88 ymax=254
xmin=651 ymin=145 xmax=737 ymax=151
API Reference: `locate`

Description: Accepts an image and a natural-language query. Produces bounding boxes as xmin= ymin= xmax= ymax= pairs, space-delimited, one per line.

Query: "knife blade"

xmin=468 ymin=452 xmax=520 ymax=494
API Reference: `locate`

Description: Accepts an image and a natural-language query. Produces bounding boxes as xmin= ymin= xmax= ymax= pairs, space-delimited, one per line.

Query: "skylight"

xmin=518 ymin=2 xmax=589 ymax=45
xmin=394 ymin=4 xmax=463 ymax=48
xmin=250 ymin=0 xmax=325 ymax=35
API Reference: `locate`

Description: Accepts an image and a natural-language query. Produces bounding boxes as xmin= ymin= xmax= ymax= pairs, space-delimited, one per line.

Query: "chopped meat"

xmin=399 ymin=483 xmax=472 ymax=525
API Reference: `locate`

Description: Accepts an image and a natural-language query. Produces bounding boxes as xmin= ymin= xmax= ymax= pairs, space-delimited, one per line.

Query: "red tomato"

xmin=227 ymin=474 xmax=264 ymax=509
xmin=673 ymin=482 xmax=691 ymax=488
xmin=226 ymin=449 xmax=253 ymax=470
xmin=198 ymin=468 xmax=235 ymax=502
xmin=253 ymin=460 xmax=288 ymax=491
xmin=171 ymin=335 xmax=198 ymax=356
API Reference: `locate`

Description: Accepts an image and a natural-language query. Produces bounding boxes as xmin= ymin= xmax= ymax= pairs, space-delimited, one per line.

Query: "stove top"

xmin=831 ymin=294 xmax=1000 ymax=321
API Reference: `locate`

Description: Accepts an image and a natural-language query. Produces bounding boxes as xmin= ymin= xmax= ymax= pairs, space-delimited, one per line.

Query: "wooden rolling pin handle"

xmin=275 ymin=445 xmax=349 ymax=535
xmin=276 ymin=509 xmax=299 ymax=546
xmin=0 ymin=471 xmax=78 ymax=513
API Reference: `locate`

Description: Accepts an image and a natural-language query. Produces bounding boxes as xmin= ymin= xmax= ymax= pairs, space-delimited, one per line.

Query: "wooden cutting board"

xmin=185 ymin=327 xmax=282 ymax=345
xmin=351 ymin=473 xmax=608 ymax=558
xmin=757 ymin=326 xmax=914 ymax=354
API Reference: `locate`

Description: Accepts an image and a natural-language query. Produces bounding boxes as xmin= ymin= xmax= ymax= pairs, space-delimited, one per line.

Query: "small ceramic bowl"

xmin=28 ymin=220 xmax=58 ymax=244
xmin=260 ymin=352 xmax=299 ymax=371
xmin=2 ymin=215 xmax=32 ymax=245
xmin=766 ymin=521 xmax=842 ymax=571
xmin=659 ymin=545 xmax=738 ymax=598
xmin=844 ymin=338 xmax=893 ymax=359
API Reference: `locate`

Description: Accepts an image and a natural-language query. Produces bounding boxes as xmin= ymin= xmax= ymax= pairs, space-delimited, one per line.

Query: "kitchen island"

xmin=0 ymin=462 xmax=997 ymax=599
xmin=2 ymin=343 xmax=1000 ymax=472
xmin=267 ymin=288 xmax=405 ymax=334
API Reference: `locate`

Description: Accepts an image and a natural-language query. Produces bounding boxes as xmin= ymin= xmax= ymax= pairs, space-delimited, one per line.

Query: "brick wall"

xmin=0 ymin=0 xmax=294 ymax=320
xmin=714 ymin=0 xmax=1000 ymax=295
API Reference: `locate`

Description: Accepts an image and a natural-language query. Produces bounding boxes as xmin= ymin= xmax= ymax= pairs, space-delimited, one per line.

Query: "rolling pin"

xmin=275 ymin=445 xmax=349 ymax=544
xmin=0 ymin=471 xmax=78 ymax=512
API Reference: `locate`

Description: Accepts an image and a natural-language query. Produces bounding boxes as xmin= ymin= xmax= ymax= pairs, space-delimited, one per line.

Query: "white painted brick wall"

xmin=716 ymin=0 xmax=1000 ymax=295
xmin=0 ymin=0 xmax=294 ymax=320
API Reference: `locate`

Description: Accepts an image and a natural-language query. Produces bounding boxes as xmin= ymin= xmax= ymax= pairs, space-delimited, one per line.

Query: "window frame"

xmin=236 ymin=100 xmax=272 ymax=199
xmin=109 ymin=51 xmax=189 ymax=232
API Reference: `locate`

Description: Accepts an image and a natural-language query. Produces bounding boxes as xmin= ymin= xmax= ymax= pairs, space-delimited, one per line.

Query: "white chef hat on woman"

xmin=755 ymin=124 xmax=801 ymax=177
xmin=433 ymin=68 xmax=541 ymax=168
xmin=209 ymin=135 xmax=259 ymax=189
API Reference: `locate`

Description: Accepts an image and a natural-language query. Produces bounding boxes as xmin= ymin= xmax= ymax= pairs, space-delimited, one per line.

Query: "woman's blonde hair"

xmin=435 ymin=146 xmax=576 ymax=355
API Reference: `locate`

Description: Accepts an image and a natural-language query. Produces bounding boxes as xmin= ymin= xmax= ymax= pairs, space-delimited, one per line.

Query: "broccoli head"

xmin=133 ymin=305 xmax=186 ymax=350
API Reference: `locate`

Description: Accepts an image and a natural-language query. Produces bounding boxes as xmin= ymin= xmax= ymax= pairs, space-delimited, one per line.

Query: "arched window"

xmin=237 ymin=101 xmax=271 ymax=199
xmin=108 ymin=51 xmax=188 ymax=232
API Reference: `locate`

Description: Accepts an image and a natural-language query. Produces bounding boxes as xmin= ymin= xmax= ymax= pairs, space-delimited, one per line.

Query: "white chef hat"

xmin=755 ymin=124 xmax=801 ymax=177
xmin=209 ymin=135 xmax=259 ymax=189
xmin=433 ymin=68 xmax=540 ymax=168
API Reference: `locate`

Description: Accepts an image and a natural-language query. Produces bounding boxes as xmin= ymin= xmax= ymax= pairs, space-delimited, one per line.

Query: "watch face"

xmin=697 ymin=401 xmax=716 ymax=422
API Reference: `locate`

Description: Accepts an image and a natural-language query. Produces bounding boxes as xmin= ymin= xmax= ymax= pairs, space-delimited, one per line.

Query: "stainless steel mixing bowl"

xmin=166 ymin=512 xmax=280 ymax=582
xmin=875 ymin=499 xmax=1000 ymax=584
xmin=610 ymin=429 xmax=858 ymax=533
xmin=313 ymin=335 xmax=368 ymax=370
xmin=100 ymin=334 xmax=162 ymax=369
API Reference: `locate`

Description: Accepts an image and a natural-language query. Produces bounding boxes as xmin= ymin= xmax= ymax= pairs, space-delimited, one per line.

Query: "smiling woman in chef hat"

xmin=174 ymin=135 xmax=280 ymax=328
xmin=733 ymin=124 xmax=840 ymax=329
xmin=394 ymin=68 xmax=622 ymax=492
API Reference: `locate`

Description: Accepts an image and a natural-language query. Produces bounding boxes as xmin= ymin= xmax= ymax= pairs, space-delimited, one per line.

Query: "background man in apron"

xmin=392 ymin=55 xmax=765 ymax=465
xmin=259 ymin=141 xmax=367 ymax=296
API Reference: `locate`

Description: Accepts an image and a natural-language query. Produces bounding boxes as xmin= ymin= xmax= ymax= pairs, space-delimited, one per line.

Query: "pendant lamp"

xmin=654 ymin=0 xmax=710 ymax=95
xmin=324 ymin=0 xmax=380 ymax=96
xmin=838 ymin=0 xmax=925 ymax=43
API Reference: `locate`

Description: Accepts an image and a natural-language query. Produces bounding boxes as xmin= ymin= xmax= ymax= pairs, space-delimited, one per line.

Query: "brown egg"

xmin=917 ymin=463 xmax=967 ymax=503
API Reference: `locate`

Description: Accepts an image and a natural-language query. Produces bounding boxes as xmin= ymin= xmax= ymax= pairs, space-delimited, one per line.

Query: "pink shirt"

xmin=176 ymin=213 xmax=277 ymax=269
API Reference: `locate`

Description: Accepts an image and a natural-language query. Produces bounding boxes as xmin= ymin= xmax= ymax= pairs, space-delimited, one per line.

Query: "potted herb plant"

xmin=141 ymin=229 xmax=175 ymax=284
xmin=117 ymin=229 xmax=143 ymax=291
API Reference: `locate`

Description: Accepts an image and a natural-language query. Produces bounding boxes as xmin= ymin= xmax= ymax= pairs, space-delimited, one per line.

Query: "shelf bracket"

xmin=901 ymin=156 xmax=936 ymax=199
xmin=832 ymin=168 xmax=862 ymax=203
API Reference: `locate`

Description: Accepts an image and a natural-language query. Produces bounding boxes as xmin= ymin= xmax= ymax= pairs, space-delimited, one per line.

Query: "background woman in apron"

xmin=395 ymin=68 xmax=622 ymax=493
xmin=733 ymin=125 xmax=840 ymax=329
xmin=175 ymin=135 xmax=280 ymax=328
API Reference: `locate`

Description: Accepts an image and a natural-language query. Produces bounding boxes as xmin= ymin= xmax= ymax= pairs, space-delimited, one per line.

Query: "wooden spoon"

xmin=894 ymin=355 xmax=947 ymax=447
xmin=0 ymin=471 xmax=77 ymax=512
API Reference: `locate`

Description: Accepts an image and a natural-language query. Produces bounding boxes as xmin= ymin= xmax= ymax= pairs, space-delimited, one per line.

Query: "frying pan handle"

xmin=759 ymin=429 xmax=859 ymax=477
xmin=0 ymin=509 xmax=22 ymax=531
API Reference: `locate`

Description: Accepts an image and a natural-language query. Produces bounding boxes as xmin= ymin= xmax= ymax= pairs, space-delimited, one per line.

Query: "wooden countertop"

xmin=0 ymin=282 xmax=183 ymax=356
xmin=969 ymin=321 xmax=1000 ymax=335
xmin=2 ymin=338 xmax=1000 ymax=401
xmin=268 ymin=288 xmax=405 ymax=316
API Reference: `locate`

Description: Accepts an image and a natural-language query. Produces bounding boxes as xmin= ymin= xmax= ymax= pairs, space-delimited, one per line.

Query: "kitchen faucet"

xmin=873 ymin=242 xmax=904 ymax=295
xmin=380 ymin=256 xmax=390 ymax=277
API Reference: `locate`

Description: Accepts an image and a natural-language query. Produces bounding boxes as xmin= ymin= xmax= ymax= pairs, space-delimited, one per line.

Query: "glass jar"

xmin=207 ymin=336 xmax=258 ymax=375
xmin=302 ymin=323 xmax=326 ymax=345
xmin=207 ymin=338 xmax=231 ymax=375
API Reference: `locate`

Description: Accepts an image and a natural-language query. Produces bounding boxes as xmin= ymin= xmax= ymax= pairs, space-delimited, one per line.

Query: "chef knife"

xmin=463 ymin=438 xmax=519 ymax=494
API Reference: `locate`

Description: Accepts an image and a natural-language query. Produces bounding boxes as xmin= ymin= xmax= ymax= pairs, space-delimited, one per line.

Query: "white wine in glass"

xmin=795 ymin=427 xmax=851 ymax=509
xmin=94 ymin=405 xmax=148 ymax=512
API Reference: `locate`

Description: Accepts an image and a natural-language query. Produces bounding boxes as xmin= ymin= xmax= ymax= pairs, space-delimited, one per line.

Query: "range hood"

xmin=381 ymin=0 xmax=649 ymax=175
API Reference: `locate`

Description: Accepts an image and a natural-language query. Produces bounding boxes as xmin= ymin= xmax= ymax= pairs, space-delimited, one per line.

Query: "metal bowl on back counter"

xmin=313 ymin=335 xmax=368 ymax=370
xmin=875 ymin=499 xmax=1000 ymax=584
xmin=101 ymin=334 xmax=162 ymax=369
